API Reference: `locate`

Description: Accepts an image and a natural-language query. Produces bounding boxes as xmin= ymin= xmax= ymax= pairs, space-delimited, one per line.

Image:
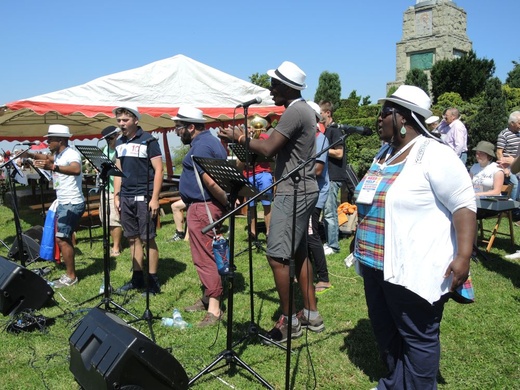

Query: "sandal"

xmin=315 ymin=283 xmax=333 ymax=295
xmin=110 ymin=249 xmax=121 ymax=256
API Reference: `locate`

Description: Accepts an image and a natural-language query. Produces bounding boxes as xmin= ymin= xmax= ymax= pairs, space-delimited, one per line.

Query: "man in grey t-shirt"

xmin=219 ymin=61 xmax=325 ymax=343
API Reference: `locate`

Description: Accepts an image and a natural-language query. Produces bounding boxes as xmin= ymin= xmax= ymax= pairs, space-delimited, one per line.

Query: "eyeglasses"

xmin=174 ymin=125 xmax=186 ymax=134
xmin=379 ymin=106 xmax=399 ymax=119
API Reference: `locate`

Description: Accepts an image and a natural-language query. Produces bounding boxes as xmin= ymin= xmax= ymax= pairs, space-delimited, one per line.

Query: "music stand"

xmin=75 ymin=146 xmax=138 ymax=320
xmin=27 ymin=160 xmax=52 ymax=224
xmin=188 ymin=157 xmax=274 ymax=390
xmin=0 ymin=149 xmax=34 ymax=266
xmin=229 ymin=143 xmax=271 ymax=253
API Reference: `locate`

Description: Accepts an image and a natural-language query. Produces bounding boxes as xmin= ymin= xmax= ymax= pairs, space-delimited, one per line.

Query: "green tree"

xmin=466 ymin=77 xmax=507 ymax=161
xmin=430 ymin=50 xmax=495 ymax=103
xmin=503 ymin=85 xmax=520 ymax=112
xmin=405 ymin=68 xmax=429 ymax=92
xmin=249 ymin=73 xmax=270 ymax=89
xmin=387 ymin=85 xmax=398 ymax=97
xmin=315 ymin=71 xmax=341 ymax=108
xmin=505 ymin=60 xmax=520 ymax=88
xmin=335 ymin=90 xmax=361 ymax=122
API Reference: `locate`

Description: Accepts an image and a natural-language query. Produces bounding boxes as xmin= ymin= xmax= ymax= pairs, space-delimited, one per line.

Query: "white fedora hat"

xmin=45 ymin=124 xmax=72 ymax=138
xmin=378 ymin=85 xmax=432 ymax=119
xmin=171 ymin=106 xmax=206 ymax=124
xmin=112 ymin=104 xmax=141 ymax=120
xmin=267 ymin=61 xmax=307 ymax=90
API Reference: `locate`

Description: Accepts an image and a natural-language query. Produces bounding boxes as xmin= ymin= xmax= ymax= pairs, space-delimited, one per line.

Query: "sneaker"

xmin=323 ymin=244 xmax=339 ymax=256
xmin=505 ymin=250 xmax=520 ymax=260
xmin=296 ymin=310 xmax=325 ymax=333
xmin=184 ymin=298 xmax=209 ymax=312
xmin=116 ymin=279 xmax=144 ymax=293
xmin=53 ymin=274 xmax=78 ymax=288
xmin=262 ymin=315 xmax=302 ymax=345
xmin=197 ymin=311 xmax=222 ymax=327
xmin=168 ymin=232 xmax=185 ymax=242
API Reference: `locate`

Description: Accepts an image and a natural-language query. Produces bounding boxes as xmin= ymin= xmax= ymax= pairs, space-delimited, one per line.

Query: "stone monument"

xmin=387 ymin=0 xmax=472 ymax=93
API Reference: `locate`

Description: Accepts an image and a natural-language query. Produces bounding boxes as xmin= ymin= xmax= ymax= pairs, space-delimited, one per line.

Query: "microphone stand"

xmin=204 ymin=132 xmax=350 ymax=390
xmin=230 ymin=112 xmax=284 ymax=353
xmin=75 ymin=146 xmax=139 ymax=320
xmin=127 ymin=138 xmax=162 ymax=342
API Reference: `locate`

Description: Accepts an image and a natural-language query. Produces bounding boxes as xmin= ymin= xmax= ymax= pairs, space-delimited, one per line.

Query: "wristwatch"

xmin=53 ymin=164 xmax=60 ymax=173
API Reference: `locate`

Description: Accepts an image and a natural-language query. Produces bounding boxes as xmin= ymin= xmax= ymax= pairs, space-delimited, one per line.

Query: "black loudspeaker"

xmin=69 ymin=308 xmax=188 ymax=390
xmin=8 ymin=225 xmax=43 ymax=263
xmin=0 ymin=256 xmax=54 ymax=316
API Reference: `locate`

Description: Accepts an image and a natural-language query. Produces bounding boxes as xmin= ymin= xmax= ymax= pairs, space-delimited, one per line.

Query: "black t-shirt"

xmin=324 ymin=124 xmax=348 ymax=182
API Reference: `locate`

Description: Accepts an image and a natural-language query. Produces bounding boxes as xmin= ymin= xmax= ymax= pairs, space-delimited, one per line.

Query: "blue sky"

xmin=0 ymin=0 xmax=517 ymax=107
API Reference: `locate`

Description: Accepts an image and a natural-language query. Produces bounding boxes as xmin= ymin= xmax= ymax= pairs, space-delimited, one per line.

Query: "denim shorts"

xmin=56 ymin=202 xmax=86 ymax=239
xmin=248 ymin=172 xmax=273 ymax=206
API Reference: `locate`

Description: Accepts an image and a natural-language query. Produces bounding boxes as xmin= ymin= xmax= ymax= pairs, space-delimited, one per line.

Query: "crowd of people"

xmin=18 ymin=58 xmax=520 ymax=389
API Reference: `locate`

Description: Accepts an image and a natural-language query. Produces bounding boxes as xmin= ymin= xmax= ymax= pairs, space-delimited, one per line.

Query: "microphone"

xmin=18 ymin=141 xmax=41 ymax=146
xmin=100 ymin=127 xmax=121 ymax=140
xmin=331 ymin=124 xmax=373 ymax=136
xmin=142 ymin=136 xmax=158 ymax=145
xmin=236 ymin=97 xmax=262 ymax=108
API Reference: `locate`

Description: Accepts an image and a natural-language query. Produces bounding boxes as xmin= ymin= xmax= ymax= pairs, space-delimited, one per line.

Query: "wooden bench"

xmin=28 ymin=192 xmax=180 ymax=225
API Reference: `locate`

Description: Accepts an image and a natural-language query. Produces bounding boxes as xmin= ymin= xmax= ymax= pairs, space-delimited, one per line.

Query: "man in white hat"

xmin=112 ymin=105 xmax=164 ymax=295
xmin=219 ymin=61 xmax=324 ymax=343
xmin=174 ymin=106 xmax=229 ymax=327
xmin=27 ymin=124 xmax=85 ymax=288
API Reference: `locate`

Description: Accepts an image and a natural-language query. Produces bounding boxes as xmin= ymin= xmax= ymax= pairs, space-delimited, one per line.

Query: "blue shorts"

xmin=248 ymin=172 xmax=273 ymax=206
xmin=56 ymin=202 xmax=85 ymax=240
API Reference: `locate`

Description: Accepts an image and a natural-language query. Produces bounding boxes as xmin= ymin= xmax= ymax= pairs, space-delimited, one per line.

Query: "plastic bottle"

xmin=99 ymin=283 xmax=105 ymax=294
xmin=213 ymin=236 xmax=230 ymax=275
xmin=162 ymin=309 xmax=190 ymax=329
xmin=172 ymin=308 xmax=189 ymax=329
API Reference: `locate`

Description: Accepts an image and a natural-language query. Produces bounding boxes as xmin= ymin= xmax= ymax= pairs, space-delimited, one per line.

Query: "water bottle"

xmin=172 ymin=308 xmax=189 ymax=329
xmin=162 ymin=309 xmax=189 ymax=329
xmin=161 ymin=317 xmax=175 ymax=327
xmin=213 ymin=236 xmax=230 ymax=276
xmin=99 ymin=282 xmax=105 ymax=294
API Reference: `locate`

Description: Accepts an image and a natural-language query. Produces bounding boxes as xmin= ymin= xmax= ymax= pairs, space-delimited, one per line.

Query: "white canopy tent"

xmin=0 ymin=54 xmax=283 ymax=174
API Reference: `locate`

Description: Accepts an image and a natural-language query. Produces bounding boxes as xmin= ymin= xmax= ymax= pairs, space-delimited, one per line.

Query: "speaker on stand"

xmin=69 ymin=308 xmax=188 ymax=390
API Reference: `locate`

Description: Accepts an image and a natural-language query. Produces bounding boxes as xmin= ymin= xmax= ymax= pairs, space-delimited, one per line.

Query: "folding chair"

xmin=478 ymin=184 xmax=515 ymax=252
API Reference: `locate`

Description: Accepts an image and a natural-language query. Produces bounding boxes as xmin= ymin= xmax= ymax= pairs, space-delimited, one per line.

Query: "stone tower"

xmin=387 ymin=0 xmax=472 ymax=92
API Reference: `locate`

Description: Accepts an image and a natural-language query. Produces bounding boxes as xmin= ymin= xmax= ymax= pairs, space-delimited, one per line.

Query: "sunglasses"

xmin=379 ymin=106 xmax=400 ymax=119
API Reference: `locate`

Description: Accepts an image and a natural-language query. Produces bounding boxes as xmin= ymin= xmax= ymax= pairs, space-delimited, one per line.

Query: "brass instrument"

xmin=248 ymin=115 xmax=268 ymax=139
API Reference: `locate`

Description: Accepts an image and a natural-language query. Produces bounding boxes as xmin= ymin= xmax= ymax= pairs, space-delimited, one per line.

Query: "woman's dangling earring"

xmin=400 ymin=124 xmax=407 ymax=138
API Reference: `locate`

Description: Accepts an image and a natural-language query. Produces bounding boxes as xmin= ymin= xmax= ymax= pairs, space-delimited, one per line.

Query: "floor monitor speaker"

xmin=0 ymin=256 xmax=54 ymax=316
xmin=8 ymin=233 xmax=41 ymax=263
xmin=69 ymin=308 xmax=188 ymax=390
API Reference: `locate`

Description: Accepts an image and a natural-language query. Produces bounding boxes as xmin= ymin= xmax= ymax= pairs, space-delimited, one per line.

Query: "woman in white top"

xmin=469 ymin=140 xmax=505 ymax=196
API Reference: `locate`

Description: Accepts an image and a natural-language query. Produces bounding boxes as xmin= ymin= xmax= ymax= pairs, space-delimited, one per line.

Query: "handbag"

xmin=192 ymin=156 xmax=230 ymax=276
xmin=40 ymin=200 xmax=58 ymax=261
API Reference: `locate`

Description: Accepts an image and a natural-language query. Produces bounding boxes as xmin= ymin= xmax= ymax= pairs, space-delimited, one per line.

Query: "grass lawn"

xmin=0 ymin=201 xmax=519 ymax=389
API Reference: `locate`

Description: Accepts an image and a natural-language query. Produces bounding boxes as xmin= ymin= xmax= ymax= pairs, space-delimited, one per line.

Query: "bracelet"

xmin=238 ymin=134 xmax=245 ymax=144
